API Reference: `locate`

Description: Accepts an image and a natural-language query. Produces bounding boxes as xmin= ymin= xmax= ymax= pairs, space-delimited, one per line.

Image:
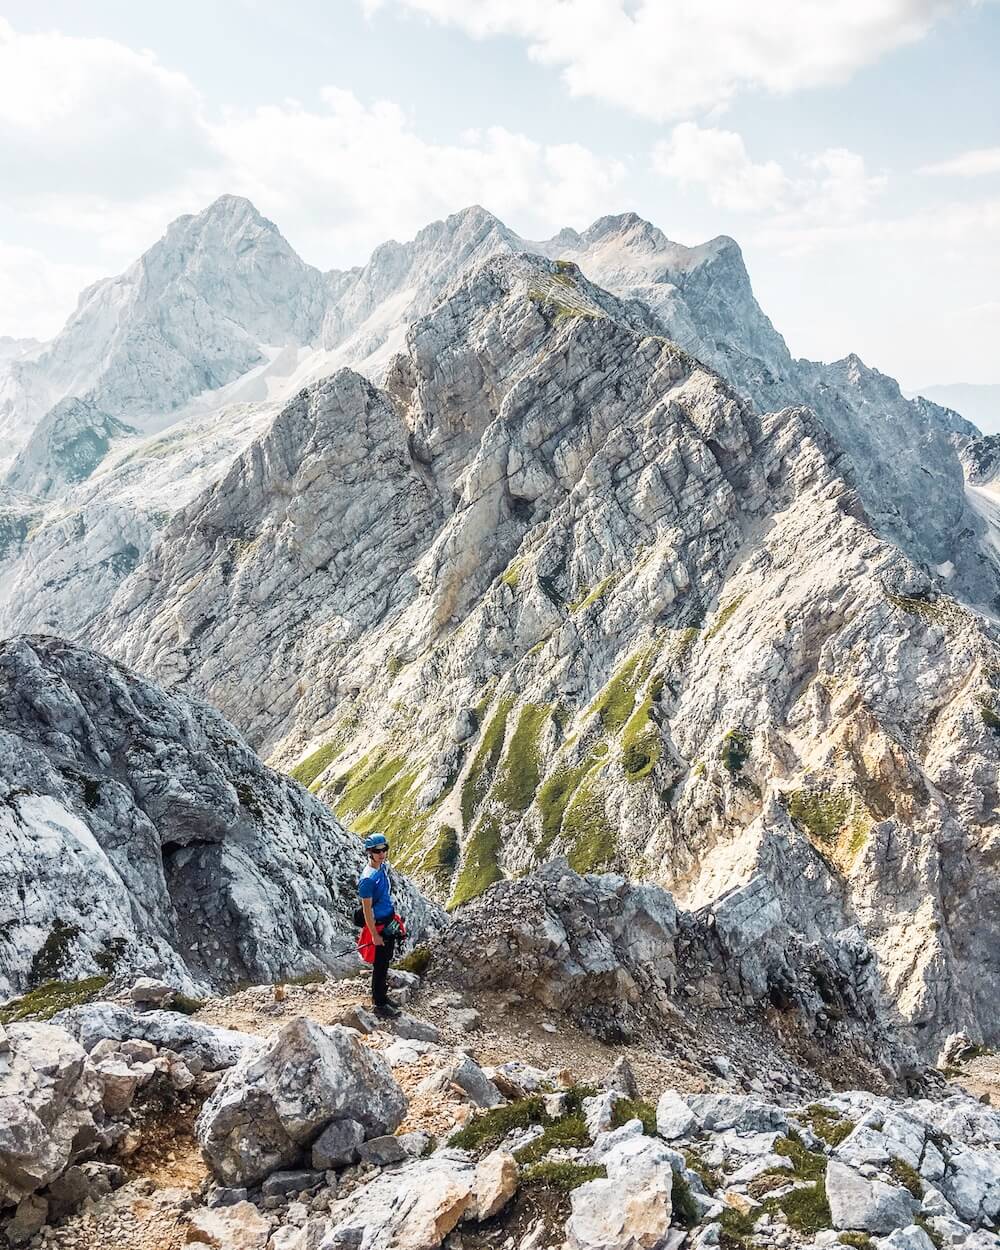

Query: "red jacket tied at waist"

xmin=356 ymin=913 xmax=406 ymax=964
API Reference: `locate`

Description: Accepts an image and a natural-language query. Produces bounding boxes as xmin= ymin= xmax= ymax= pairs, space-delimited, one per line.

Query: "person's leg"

xmin=372 ymin=932 xmax=395 ymax=1007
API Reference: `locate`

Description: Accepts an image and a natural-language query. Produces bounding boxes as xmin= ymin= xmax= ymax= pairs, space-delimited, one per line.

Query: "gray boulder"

xmin=196 ymin=1017 xmax=406 ymax=1186
xmin=827 ymin=1160 xmax=919 ymax=1233
xmin=321 ymin=1152 xmax=477 ymax=1249
xmin=656 ymin=1090 xmax=698 ymax=1140
xmin=312 ymin=1119 xmax=366 ymax=1170
xmin=941 ymin=1148 xmax=1000 ymax=1224
xmin=54 ymin=1002 xmax=254 ymax=1071
xmin=685 ymin=1094 xmax=788 ymax=1135
xmin=876 ymin=1227 xmax=937 ymax=1250
xmin=0 ymin=1022 xmax=104 ymax=1208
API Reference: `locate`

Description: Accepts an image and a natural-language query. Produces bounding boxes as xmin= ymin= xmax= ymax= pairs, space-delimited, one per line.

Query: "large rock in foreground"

xmin=196 ymin=1017 xmax=407 ymax=1186
xmin=0 ymin=1023 xmax=104 ymax=1208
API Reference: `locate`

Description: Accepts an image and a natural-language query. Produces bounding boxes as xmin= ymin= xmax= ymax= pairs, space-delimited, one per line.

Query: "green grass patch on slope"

xmin=1 ymin=976 xmax=110 ymax=1024
xmin=331 ymin=753 xmax=430 ymax=866
xmin=570 ymin=575 xmax=618 ymax=613
xmin=621 ymin=674 xmax=664 ymax=781
xmin=785 ymin=789 xmax=853 ymax=844
xmin=449 ymin=813 xmax=504 ymax=908
xmin=493 ymin=703 xmax=551 ymax=812
xmin=798 ymin=1105 xmax=853 ymax=1148
xmin=521 ymin=1161 xmax=606 ymax=1191
xmin=421 ymin=824 xmax=460 ymax=888
xmin=589 ymin=649 xmax=654 ymax=735
xmin=562 ymin=771 xmax=616 ymax=873
xmin=704 ymin=593 xmax=746 ymax=643
xmin=461 ymin=697 xmax=515 ymax=829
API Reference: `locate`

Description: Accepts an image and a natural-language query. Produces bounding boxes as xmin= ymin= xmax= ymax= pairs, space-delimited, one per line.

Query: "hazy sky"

xmin=1 ymin=0 xmax=998 ymax=389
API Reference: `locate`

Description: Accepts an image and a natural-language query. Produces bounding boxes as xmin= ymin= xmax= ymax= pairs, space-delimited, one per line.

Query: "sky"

xmin=1 ymin=0 xmax=998 ymax=390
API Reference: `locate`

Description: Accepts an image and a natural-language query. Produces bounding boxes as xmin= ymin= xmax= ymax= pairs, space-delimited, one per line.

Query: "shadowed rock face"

xmin=432 ymin=859 xmax=912 ymax=1085
xmin=0 ymin=635 xmax=442 ymax=999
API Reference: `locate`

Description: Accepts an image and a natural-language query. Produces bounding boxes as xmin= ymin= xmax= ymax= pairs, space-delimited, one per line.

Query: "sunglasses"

xmin=370 ymin=846 xmax=390 ymax=855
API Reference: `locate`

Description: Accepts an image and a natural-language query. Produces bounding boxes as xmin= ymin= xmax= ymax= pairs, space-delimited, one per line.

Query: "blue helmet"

xmin=363 ymin=833 xmax=388 ymax=853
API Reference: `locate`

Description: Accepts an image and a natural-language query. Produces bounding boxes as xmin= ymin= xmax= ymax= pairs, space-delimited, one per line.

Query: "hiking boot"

xmin=373 ymin=1001 xmax=402 ymax=1020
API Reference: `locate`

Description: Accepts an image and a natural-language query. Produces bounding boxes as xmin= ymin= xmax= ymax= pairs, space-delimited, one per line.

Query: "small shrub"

xmin=800 ymin=1104 xmax=853 ymax=1148
xmin=396 ymin=946 xmax=431 ymax=977
xmin=170 ymin=994 xmax=205 ymax=1016
xmin=916 ymin=1217 xmax=944 ymax=1249
xmin=521 ymin=1161 xmax=605 ymax=1191
xmin=721 ymin=729 xmax=750 ymax=774
xmin=671 ymin=1171 xmax=700 ymax=1228
xmin=887 ymin=1158 xmax=922 ymax=1198
xmin=719 ymin=1205 xmax=758 ymax=1249
xmin=766 ymin=1181 xmax=832 ymax=1235
xmin=684 ymin=1148 xmax=722 ymax=1195
xmin=775 ymin=1132 xmax=828 ymax=1181
xmin=514 ymin=1114 xmax=590 ymax=1164
xmin=610 ymin=1097 xmax=657 ymax=1136
xmin=29 ymin=919 xmax=81 ymax=987
xmin=449 ymin=1097 xmax=548 ymax=1154
xmin=95 ymin=936 xmax=128 ymax=975
xmin=839 ymin=1234 xmax=873 ymax=1248
xmin=747 ymin=1172 xmax=793 ymax=1200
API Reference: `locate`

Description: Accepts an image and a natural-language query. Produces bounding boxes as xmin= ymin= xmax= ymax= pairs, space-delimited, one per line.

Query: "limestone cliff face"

xmin=94 ymin=253 xmax=1000 ymax=1053
xmin=0 ymin=635 xmax=440 ymax=1000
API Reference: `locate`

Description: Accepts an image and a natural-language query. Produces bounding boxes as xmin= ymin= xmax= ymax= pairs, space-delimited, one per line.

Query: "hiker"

xmin=357 ymin=832 xmax=404 ymax=1019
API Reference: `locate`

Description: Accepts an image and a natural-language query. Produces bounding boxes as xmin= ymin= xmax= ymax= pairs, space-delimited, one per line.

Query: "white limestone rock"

xmin=0 ymin=1022 xmax=104 ymax=1207
xmin=0 ymin=636 xmax=442 ymax=1000
xmin=196 ymin=1017 xmax=406 ymax=1186
xmin=826 ymin=1159 xmax=919 ymax=1233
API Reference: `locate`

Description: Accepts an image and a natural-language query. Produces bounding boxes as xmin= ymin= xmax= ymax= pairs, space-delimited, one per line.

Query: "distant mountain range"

xmin=911 ymin=383 xmax=1000 ymax=434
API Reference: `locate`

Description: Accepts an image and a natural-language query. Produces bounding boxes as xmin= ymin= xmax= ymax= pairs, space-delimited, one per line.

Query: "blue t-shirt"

xmin=358 ymin=863 xmax=394 ymax=921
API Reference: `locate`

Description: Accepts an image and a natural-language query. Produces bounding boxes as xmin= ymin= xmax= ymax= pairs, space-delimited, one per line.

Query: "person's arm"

xmin=362 ymin=896 xmax=383 ymax=946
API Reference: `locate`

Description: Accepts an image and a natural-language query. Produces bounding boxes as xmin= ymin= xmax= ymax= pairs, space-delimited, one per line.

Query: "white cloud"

xmin=0 ymin=243 xmax=104 ymax=340
xmin=918 ymin=147 xmax=1000 ymax=177
xmin=209 ymin=90 xmax=626 ymax=263
xmin=0 ymin=18 xmax=212 ymax=198
xmin=368 ymin=0 xmax=961 ymax=120
xmin=0 ymin=18 xmax=626 ymax=334
xmin=652 ymin=123 xmax=789 ymax=212
xmin=652 ymin=123 xmax=886 ymax=226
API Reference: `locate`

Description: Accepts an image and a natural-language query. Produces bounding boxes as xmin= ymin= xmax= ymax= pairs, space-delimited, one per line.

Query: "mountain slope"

xmin=2 ymin=201 xmax=992 ymax=649
xmin=93 ymin=251 xmax=1000 ymax=1053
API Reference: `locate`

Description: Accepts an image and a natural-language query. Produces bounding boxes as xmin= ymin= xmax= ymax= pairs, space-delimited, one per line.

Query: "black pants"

xmin=372 ymin=931 xmax=396 ymax=1006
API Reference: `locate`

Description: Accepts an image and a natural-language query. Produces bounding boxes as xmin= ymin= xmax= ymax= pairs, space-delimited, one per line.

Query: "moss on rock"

xmin=786 ymin=789 xmax=852 ymax=844
xmin=1 ymin=976 xmax=109 ymax=1024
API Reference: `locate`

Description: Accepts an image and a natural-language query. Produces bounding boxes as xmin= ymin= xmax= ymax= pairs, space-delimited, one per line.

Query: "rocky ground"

xmin=5 ymin=947 xmax=998 ymax=1250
